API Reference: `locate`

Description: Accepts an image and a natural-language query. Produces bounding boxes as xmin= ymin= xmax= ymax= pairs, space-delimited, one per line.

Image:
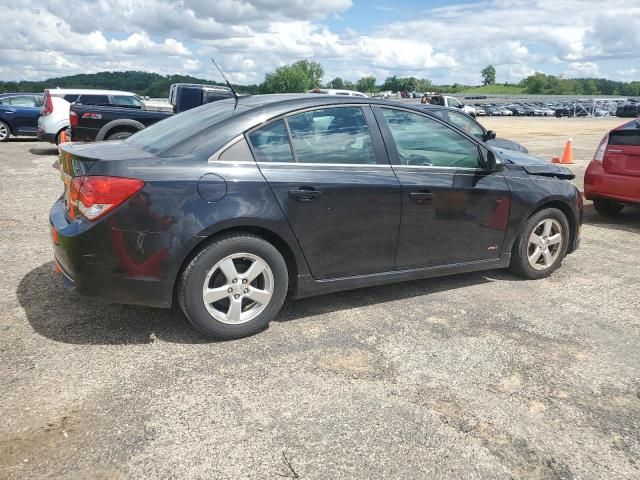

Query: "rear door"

xmin=248 ymin=105 xmax=401 ymax=280
xmin=373 ymin=106 xmax=510 ymax=270
xmin=605 ymin=124 xmax=640 ymax=177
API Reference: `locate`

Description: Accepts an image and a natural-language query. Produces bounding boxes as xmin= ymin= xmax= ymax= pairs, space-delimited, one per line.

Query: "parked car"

xmin=38 ymin=89 xmax=164 ymax=144
xmin=51 ymin=95 xmax=582 ymax=339
xmin=429 ymin=95 xmax=476 ymax=117
xmin=584 ymin=119 xmax=640 ymax=215
xmin=70 ymin=84 xmax=235 ymax=142
xmin=0 ymin=93 xmax=43 ymax=142
xmin=416 ymin=104 xmax=529 ymax=153
xmin=616 ymin=104 xmax=640 ymax=118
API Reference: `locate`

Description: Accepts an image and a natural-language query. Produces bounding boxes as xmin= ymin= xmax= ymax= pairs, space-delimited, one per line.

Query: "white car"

xmin=37 ymin=89 xmax=166 ymax=144
xmin=430 ymin=95 xmax=476 ymax=117
xmin=309 ymin=88 xmax=368 ymax=98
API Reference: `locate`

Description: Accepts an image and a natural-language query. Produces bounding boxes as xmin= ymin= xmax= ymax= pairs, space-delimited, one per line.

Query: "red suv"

xmin=585 ymin=119 xmax=640 ymax=215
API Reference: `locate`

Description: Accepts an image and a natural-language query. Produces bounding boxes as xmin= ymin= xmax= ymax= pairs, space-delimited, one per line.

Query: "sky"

xmin=1 ymin=0 xmax=639 ymax=85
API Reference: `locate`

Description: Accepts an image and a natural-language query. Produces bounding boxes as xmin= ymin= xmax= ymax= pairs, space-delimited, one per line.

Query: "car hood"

xmin=485 ymin=137 xmax=528 ymax=154
xmin=496 ymin=148 xmax=575 ymax=180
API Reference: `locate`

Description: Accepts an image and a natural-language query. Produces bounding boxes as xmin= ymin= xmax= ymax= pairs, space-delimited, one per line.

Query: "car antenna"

xmin=210 ymin=58 xmax=239 ymax=110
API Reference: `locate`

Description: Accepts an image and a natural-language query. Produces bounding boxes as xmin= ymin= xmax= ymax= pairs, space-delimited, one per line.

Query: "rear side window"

xmin=381 ymin=108 xmax=480 ymax=168
xmin=125 ymin=100 xmax=235 ymax=155
xmin=64 ymin=94 xmax=79 ymax=103
xmin=77 ymin=95 xmax=110 ymax=105
xmin=6 ymin=96 xmax=39 ymax=107
xmin=286 ymin=107 xmax=376 ymax=164
xmin=111 ymin=95 xmax=142 ymax=107
xmin=247 ymin=120 xmax=293 ymax=163
xmin=610 ymin=130 xmax=640 ymax=146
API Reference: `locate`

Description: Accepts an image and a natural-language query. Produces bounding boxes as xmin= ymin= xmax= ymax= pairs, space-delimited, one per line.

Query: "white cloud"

xmin=0 ymin=0 xmax=638 ymax=86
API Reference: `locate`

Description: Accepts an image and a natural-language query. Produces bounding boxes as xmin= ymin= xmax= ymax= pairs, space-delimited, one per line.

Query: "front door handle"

xmin=289 ymin=187 xmax=322 ymax=202
xmin=607 ymin=149 xmax=623 ymax=153
xmin=409 ymin=191 xmax=433 ymax=204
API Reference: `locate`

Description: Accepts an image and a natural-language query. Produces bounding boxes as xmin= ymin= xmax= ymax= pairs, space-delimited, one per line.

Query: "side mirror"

xmin=485 ymin=150 xmax=504 ymax=172
xmin=484 ymin=130 xmax=497 ymax=141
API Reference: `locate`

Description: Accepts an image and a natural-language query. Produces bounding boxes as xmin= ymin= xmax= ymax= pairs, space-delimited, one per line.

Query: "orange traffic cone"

xmin=58 ymin=130 xmax=68 ymax=144
xmin=559 ymin=138 xmax=573 ymax=164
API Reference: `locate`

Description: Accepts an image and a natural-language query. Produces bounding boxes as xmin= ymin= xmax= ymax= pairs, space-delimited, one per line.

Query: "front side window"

xmin=8 ymin=96 xmax=39 ymax=107
xmin=447 ymin=111 xmax=485 ymax=141
xmin=286 ymin=107 xmax=376 ymax=164
xmin=247 ymin=120 xmax=293 ymax=163
xmin=381 ymin=108 xmax=480 ymax=168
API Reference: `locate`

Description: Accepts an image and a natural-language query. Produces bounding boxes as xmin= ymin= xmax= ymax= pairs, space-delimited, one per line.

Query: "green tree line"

xmin=1 ymin=63 xmax=638 ymax=97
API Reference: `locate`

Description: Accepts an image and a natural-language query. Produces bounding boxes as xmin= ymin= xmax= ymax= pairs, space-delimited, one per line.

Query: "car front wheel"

xmin=509 ymin=208 xmax=570 ymax=279
xmin=178 ymin=234 xmax=288 ymax=339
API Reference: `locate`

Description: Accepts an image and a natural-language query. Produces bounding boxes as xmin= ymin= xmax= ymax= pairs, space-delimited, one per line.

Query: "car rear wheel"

xmin=178 ymin=234 xmax=288 ymax=339
xmin=509 ymin=208 xmax=570 ymax=279
xmin=0 ymin=121 xmax=10 ymax=142
xmin=593 ymin=198 xmax=624 ymax=216
xmin=107 ymin=129 xmax=136 ymax=140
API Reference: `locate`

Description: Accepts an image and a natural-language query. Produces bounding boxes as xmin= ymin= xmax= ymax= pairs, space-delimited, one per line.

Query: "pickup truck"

xmin=429 ymin=95 xmax=477 ymax=117
xmin=69 ymin=84 xmax=234 ymax=142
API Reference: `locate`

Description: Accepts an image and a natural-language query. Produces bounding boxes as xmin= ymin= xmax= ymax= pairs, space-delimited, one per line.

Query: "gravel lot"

xmin=1 ymin=119 xmax=639 ymax=479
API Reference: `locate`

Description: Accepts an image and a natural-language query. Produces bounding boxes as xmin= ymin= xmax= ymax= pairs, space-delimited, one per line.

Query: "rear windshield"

xmin=126 ymin=100 xmax=235 ymax=154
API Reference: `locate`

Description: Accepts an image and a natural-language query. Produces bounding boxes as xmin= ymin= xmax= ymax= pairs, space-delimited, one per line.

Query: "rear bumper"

xmin=37 ymin=129 xmax=56 ymax=143
xmin=50 ymin=199 xmax=175 ymax=308
xmin=584 ymin=161 xmax=640 ymax=205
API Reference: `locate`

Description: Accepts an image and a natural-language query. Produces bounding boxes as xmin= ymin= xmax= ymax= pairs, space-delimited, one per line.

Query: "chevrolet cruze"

xmin=51 ymin=95 xmax=582 ymax=338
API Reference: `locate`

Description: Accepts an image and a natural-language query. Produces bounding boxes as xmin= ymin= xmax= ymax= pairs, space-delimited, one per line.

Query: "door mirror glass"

xmin=485 ymin=149 xmax=504 ymax=172
xmin=484 ymin=130 xmax=497 ymax=141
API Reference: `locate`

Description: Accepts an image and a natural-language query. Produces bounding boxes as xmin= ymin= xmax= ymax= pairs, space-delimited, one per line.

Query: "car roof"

xmin=46 ymin=89 xmax=138 ymax=96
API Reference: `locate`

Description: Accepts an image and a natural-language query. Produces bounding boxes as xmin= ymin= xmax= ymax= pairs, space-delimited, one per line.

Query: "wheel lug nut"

xmin=232 ymin=279 xmax=237 ymax=283
xmin=242 ymin=279 xmax=247 ymax=284
xmin=244 ymin=289 xmax=248 ymax=294
xmin=234 ymin=294 xmax=240 ymax=299
xmin=227 ymin=288 xmax=233 ymax=293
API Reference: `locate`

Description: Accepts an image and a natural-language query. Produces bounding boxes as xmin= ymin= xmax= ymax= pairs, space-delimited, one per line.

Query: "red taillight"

xmin=69 ymin=176 xmax=144 ymax=221
xmin=593 ymin=134 xmax=608 ymax=163
xmin=42 ymin=90 xmax=53 ymax=116
xmin=69 ymin=110 xmax=78 ymax=128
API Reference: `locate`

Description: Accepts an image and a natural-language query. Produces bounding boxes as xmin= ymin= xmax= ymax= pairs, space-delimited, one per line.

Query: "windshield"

xmin=126 ymin=100 xmax=235 ymax=154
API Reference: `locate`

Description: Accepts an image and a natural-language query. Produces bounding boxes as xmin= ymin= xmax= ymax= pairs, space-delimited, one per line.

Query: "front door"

xmin=247 ymin=105 xmax=401 ymax=279
xmin=373 ymin=106 xmax=510 ymax=270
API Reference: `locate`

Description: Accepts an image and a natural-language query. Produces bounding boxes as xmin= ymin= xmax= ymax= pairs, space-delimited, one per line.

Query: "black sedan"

xmin=51 ymin=94 xmax=582 ymax=338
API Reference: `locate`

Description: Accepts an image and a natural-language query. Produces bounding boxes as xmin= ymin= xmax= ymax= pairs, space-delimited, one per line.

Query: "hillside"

xmin=459 ymin=84 xmax=526 ymax=94
xmin=0 ymin=71 xmax=258 ymax=97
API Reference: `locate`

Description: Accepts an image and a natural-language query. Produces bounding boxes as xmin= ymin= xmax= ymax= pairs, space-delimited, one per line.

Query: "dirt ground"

xmin=1 ymin=119 xmax=639 ymax=479
xmin=478 ymin=116 xmax=624 ymax=189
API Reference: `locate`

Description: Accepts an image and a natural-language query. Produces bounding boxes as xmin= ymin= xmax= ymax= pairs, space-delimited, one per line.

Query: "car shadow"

xmin=582 ymin=203 xmax=640 ymax=234
xmin=29 ymin=146 xmax=58 ymax=156
xmin=17 ymin=262 xmax=508 ymax=345
xmin=7 ymin=137 xmax=41 ymax=143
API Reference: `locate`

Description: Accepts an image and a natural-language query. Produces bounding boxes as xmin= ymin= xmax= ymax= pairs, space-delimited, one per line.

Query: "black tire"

xmin=178 ymin=234 xmax=288 ymax=339
xmin=0 ymin=120 xmax=10 ymax=142
xmin=106 ymin=129 xmax=135 ymax=141
xmin=593 ymin=198 xmax=624 ymax=216
xmin=508 ymin=208 xmax=570 ymax=280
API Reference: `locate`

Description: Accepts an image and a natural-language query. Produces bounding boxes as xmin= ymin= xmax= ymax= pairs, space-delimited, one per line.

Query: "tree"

xmin=327 ymin=77 xmax=345 ymax=89
xmin=292 ymin=60 xmax=324 ymax=88
xmin=356 ymin=76 xmax=376 ymax=93
xmin=481 ymin=64 xmax=496 ymax=85
xmin=258 ymin=61 xmax=325 ymax=93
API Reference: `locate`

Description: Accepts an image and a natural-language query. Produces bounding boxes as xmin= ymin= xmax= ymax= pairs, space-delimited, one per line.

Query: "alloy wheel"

xmin=0 ymin=123 xmax=8 ymax=141
xmin=202 ymin=253 xmax=274 ymax=325
xmin=527 ymin=218 xmax=563 ymax=271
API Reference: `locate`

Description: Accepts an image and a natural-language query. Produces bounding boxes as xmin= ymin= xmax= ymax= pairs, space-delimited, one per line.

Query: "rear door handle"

xmin=409 ymin=191 xmax=433 ymax=204
xmin=607 ymin=149 xmax=623 ymax=153
xmin=289 ymin=187 xmax=322 ymax=202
